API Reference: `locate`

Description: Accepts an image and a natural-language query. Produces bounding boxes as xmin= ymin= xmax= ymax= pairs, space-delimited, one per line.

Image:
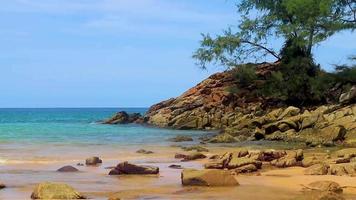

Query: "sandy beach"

xmin=1 ymin=144 xmax=356 ymax=200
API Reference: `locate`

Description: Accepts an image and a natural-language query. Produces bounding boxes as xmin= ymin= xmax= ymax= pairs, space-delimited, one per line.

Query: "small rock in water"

xmin=76 ymin=163 xmax=84 ymax=166
xmin=57 ymin=165 xmax=79 ymax=172
xmin=85 ymin=156 xmax=102 ymax=166
xmin=169 ymin=164 xmax=183 ymax=169
xmin=0 ymin=183 xmax=5 ymax=189
xmin=108 ymin=161 xmax=159 ymax=175
xmin=136 ymin=149 xmax=154 ymax=154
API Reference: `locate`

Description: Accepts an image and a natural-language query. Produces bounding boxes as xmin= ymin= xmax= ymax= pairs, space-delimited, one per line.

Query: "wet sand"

xmin=1 ymin=144 xmax=356 ymax=200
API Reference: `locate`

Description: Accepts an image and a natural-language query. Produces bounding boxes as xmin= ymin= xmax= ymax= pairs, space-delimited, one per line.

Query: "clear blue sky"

xmin=0 ymin=0 xmax=355 ymax=108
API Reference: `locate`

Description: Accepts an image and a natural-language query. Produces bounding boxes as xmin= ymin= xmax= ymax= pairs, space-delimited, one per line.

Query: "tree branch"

xmin=240 ymin=40 xmax=281 ymax=60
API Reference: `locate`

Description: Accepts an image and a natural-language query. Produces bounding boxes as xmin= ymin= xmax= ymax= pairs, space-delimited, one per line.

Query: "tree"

xmin=193 ymin=0 xmax=356 ymax=69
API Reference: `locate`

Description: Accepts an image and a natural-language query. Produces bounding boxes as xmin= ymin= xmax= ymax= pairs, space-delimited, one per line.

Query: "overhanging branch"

xmin=240 ymin=40 xmax=281 ymax=60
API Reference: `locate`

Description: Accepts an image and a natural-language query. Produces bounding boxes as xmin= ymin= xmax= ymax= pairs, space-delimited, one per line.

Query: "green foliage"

xmin=232 ymin=53 xmax=356 ymax=105
xmin=334 ymin=56 xmax=356 ymax=84
xmin=193 ymin=0 xmax=355 ymax=105
xmin=193 ymin=0 xmax=355 ymax=68
xmin=235 ymin=64 xmax=258 ymax=87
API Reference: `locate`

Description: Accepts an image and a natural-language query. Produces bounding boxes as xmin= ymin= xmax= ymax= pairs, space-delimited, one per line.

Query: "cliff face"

xmin=144 ymin=62 xmax=356 ymax=146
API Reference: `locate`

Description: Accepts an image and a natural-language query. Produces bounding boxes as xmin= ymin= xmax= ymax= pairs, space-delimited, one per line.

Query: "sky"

xmin=0 ymin=0 xmax=355 ymax=108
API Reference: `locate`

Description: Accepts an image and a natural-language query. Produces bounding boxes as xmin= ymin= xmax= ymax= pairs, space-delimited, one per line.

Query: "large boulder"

xmin=181 ymin=169 xmax=239 ymax=186
xmin=108 ymin=161 xmax=159 ymax=175
xmin=31 ymin=182 xmax=85 ymax=199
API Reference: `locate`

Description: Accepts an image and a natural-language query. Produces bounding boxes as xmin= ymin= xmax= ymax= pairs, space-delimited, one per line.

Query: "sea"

xmin=0 ymin=108 xmax=209 ymax=163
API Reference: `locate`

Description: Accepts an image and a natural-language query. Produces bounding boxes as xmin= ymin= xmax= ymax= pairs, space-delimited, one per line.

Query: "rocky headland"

xmin=106 ymin=62 xmax=356 ymax=147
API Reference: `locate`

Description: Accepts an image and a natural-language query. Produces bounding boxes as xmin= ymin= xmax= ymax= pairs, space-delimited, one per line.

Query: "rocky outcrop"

xmin=102 ymin=111 xmax=143 ymax=124
xmin=108 ymin=161 xmax=159 ymax=175
xmin=31 ymin=182 xmax=85 ymax=199
xmin=142 ymin=61 xmax=356 ymax=146
xmin=181 ymin=169 xmax=239 ymax=186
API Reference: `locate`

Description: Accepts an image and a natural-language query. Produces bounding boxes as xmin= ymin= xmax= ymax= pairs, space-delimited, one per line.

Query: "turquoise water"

xmin=0 ymin=108 xmax=208 ymax=146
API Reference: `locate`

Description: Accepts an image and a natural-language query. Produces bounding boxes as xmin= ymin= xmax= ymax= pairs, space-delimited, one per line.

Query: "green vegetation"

xmin=193 ymin=0 xmax=356 ymax=106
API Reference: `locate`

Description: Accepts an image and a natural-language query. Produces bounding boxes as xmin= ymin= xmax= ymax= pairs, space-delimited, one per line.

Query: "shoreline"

xmin=1 ymin=142 xmax=356 ymax=199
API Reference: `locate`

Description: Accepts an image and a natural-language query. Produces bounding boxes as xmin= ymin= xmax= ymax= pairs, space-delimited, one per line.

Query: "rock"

xmin=103 ymin=111 xmax=129 ymax=124
xmin=271 ymin=149 xmax=303 ymax=168
xmin=302 ymin=156 xmax=322 ymax=167
xmin=299 ymin=191 xmax=345 ymax=200
xmin=85 ymin=157 xmax=102 ymax=166
xmin=76 ymin=163 xmax=84 ymax=166
xmin=136 ymin=149 xmax=154 ymax=154
xmin=305 ymin=163 xmax=330 ymax=175
xmin=227 ymin=157 xmax=262 ymax=169
xmin=329 ymin=163 xmax=356 ymax=176
xmin=181 ymin=145 xmax=209 ymax=152
xmin=168 ymin=135 xmax=193 ymax=142
xmin=315 ymin=192 xmax=345 ymax=200
xmin=57 ymin=165 xmax=79 ymax=172
xmin=335 ymin=148 xmax=356 ymax=159
xmin=253 ymin=150 xmax=287 ymax=161
xmin=271 ymin=157 xmax=298 ymax=168
xmin=307 ymin=181 xmax=343 ymax=193
xmin=277 ymin=106 xmax=300 ymax=120
xmin=234 ymin=164 xmax=258 ymax=173
xmin=204 ymin=152 xmax=232 ymax=169
xmin=30 ymin=182 xmax=85 ymax=199
xmin=169 ymin=164 xmax=183 ymax=169
xmin=208 ymin=134 xmax=237 ymax=143
xmin=178 ymin=152 xmax=207 ymax=161
xmin=181 ymin=169 xmax=239 ymax=186
xmin=109 ymin=161 xmax=159 ymax=175
xmin=108 ymin=194 xmax=121 ymax=200
xmin=103 ymin=111 xmax=142 ymax=124
xmin=175 ymin=153 xmax=187 ymax=159
xmin=0 ymin=183 xmax=5 ymax=189
xmin=334 ymin=158 xmax=350 ymax=164
xmin=339 ymin=85 xmax=356 ymax=104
